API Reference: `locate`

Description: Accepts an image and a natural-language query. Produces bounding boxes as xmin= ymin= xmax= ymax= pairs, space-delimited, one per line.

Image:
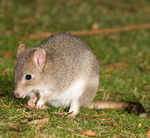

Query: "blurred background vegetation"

xmin=1 ymin=0 xmax=150 ymax=49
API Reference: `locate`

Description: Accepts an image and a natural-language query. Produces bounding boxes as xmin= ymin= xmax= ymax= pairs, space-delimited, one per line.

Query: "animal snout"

xmin=13 ymin=88 xmax=23 ymax=98
xmin=14 ymin=92 xmax=20 ymax=98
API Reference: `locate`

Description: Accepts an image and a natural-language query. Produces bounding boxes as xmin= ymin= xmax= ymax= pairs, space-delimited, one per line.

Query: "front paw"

xmin=36 ymin=100 xmax=45 ymax=109
xmin=36 ymin=103 xmax=42 ymax=109
xmin=28 ymin=99 xmax=36 ymax=107
xmin=35 ymin=96 xmax=49 ymax=109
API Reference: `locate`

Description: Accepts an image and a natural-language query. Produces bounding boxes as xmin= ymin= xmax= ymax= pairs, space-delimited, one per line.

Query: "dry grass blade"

xmin=101 ymin=118 xmax=114 ymax=121
xmin=2 ymin=69 xmax=14 ymax=75
xmin=4 ymin=51 xmax=11 ymax=58
xmin=84 ymin=114 xmax=106 ymax=119
xmin=69 ymin=23 xmax=150 ymax=35
xmin=108 ymin=62 xmax=129 ymax=69
xmin=28 ymin=118 xmax=49 ymax=125
xmin=147 ymin=131 xmax=150 ymax=138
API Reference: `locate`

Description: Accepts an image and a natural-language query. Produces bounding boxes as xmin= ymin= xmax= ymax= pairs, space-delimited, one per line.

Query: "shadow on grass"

xmin=0 ymin=74 xmax=28 ymax=106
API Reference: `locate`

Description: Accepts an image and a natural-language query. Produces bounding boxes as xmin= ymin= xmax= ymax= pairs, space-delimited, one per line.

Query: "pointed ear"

xmin=17 ymin=44 xmax=26 ymax=58
xmin=33 ymin=48 xmax=46 ymax=67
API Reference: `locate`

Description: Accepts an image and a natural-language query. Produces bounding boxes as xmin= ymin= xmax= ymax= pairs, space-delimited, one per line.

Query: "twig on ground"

xmin=28 ymin=23 xmax=150 ymax=39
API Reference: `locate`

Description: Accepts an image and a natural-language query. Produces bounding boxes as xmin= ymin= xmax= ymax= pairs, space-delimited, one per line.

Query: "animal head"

xmin=14 ymin=44 xmax=46 ymax=98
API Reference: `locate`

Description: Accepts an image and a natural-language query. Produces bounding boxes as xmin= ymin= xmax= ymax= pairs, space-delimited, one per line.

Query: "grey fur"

xmin=14 ymin=33 xmax=99 ymax=110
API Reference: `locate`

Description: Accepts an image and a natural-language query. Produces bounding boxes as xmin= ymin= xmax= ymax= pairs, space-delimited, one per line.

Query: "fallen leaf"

xmin=4 ymin=50 xmax=11 ymax=58
xmin=2 ymin=69 xmax=14 ymax=75
xmin=147 ymin=131 xmax=150 ymax=138
xmin=3 ymin=104 xmax=8 ymax=107
xmin=36 ymin=129 xmax=41 ymax=133
xmin=28 ymin=118 xmax=49 ymax=125
xmin=138 ymin=123 xmax=141 ymax=127
xmin=91 ymin=23 xmax=99 ymax=30
xmin=108 ymin=62 xmax=129 ymax=69
xmin=146 ymin=66 xmax=150 ymax=70
xmin=79 ymin=129 xmax=100 ymax=136
xmin=13 ymin=123 xmax=18 ymax=126
xmin=107 ymin=121 xmax=119 ymax=128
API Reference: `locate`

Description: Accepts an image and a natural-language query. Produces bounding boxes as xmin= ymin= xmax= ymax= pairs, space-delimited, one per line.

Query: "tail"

xmin=88 ymin=101 xmax=147 ymax=117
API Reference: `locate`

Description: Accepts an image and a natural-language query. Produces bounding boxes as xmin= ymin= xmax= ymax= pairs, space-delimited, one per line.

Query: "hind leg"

xmin=69 ymin=99 xmax=80 ymax=118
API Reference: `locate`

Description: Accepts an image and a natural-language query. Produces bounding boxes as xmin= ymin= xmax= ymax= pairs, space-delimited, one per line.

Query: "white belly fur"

xmin=47 ymin=79 xmax=86 ymax=108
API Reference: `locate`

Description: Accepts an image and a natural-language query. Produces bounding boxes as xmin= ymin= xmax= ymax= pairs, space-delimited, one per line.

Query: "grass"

xmin=0 ymin=0 xmax=150 ymax=137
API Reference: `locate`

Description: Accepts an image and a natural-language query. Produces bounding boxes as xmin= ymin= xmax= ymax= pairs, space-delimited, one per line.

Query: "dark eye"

xmin=25 ymin=74 xmax=32 ymax=80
